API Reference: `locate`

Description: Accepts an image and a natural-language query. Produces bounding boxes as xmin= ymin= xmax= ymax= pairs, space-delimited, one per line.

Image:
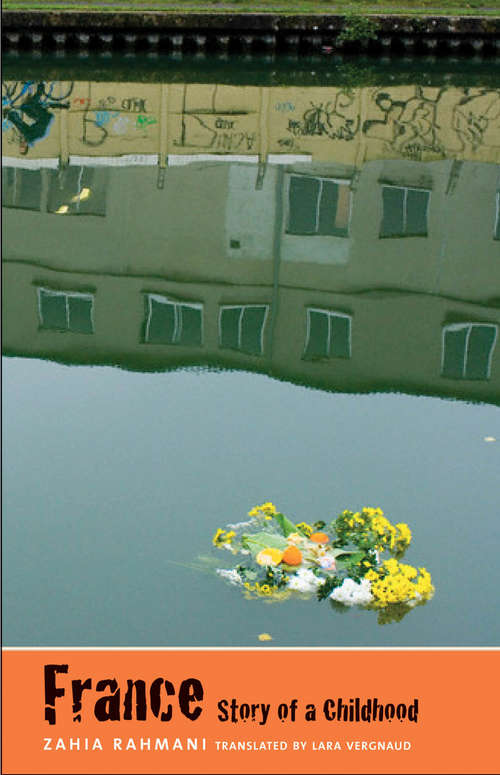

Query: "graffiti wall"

xmin=3 ymin=80 xmax=500 ymax=164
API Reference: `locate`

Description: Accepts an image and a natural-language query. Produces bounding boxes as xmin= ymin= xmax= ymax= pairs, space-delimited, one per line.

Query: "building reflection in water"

xmin=2 ymin=79 xmax=500 ymax=405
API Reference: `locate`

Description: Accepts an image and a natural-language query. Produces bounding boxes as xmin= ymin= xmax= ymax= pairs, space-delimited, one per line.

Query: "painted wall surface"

xmin=3 ymin=81 xmax=500 ymax=164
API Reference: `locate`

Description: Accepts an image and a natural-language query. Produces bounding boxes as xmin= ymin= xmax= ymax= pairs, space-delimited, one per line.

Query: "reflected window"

xmin=219 ymin=305 xmax=269 ymax=356
xmin=47 ymin=167 xmax=107 ymax=216
xmin=442 ymin=323 xmax=498 ymax=380
xmin=303 ymin=309 xmax=352 ymax=360
xmin=380 ymin=185 xmax=430 ymax=238
xmin=144 ymin=294 xmax=203 ymax=347
xmin=495 ymin=192 xmax=499 ymax=240
xmin=2 ymin=168 xmax=42 ymax=211
xmin=38 ymin=288 xmax=94 ymax=334
xmin=287 ymin=175 xmax=351 ymax=237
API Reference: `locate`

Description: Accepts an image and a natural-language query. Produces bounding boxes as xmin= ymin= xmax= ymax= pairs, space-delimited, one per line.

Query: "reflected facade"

xmin=3 ymin=78 xmax=500 ymax=405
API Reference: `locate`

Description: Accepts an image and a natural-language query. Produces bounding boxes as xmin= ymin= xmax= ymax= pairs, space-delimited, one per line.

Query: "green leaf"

xmin=335 ymin=551 xmax=365 ymax=563
xmin=334 ymin=551 xmax=367 ymax=572
xmin=280 ymin=562 xmax=301 ymax=572
xmin=273 ymin=512 xmax=298 ymax=537
xmin=241 ymin=532 xmax=288 ymax=557
xmin=329 ymin=548 xmax=357 ymax=559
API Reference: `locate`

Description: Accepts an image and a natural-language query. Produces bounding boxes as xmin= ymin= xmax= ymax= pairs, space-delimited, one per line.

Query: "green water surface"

xmin=2 ymin=53 xmax=500 ymax=646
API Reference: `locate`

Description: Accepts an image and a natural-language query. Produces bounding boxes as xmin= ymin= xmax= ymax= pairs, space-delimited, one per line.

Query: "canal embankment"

xmin=2 ymin=11 xmax=500 ymax=55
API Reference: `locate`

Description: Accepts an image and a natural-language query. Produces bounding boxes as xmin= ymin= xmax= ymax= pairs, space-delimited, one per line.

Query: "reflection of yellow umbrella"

xmin=71 ymin=187 xmax=91 ymax=203
xmin=54 ymin=188 xmax=92 ymax=215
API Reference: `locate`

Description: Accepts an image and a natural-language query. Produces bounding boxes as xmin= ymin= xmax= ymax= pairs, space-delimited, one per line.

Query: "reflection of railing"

xmin=3 ymin=80 xmax=500 ymax=167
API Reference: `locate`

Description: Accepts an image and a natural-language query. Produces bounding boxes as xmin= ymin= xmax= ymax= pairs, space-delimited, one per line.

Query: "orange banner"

xmin=2 ymin=649 xmax=498 ymax=774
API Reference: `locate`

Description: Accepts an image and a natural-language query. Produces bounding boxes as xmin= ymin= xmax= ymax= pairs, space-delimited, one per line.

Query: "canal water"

xmin=2 ymin=53 xmax=500 ymax=647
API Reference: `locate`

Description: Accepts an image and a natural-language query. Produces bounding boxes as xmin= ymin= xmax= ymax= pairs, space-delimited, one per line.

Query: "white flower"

xmin=227 ymin=519 xmax=255 ymax=529
xmin=287 ymin=568 xmax=322 ymax=594
xmin=330 ymin=578 xmax=373 ymax=607
xmin=216 ymin=569 xmax=243 ymax=586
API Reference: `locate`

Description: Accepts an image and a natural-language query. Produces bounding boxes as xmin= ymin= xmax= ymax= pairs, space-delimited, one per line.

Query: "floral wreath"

xmin=213 ymin=503 xmax=434 ymax=625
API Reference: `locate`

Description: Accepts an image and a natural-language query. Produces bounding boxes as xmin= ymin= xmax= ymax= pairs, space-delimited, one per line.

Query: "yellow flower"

xmin=394 ymin=523 xmax=412 ymax=552
xmin=248 ymin=502 xmax=278 ymax=519
xmin=213 ymin=528 xmax=236 ymax=546
xmin=287 ymin=532 xmax=304 ymax=545
xmin=296 ymin=522 xmax=313 ymax=536
xmin=256 ymin=547 xmax=284 ymax=566
xmin=367 ymin=559 xmax=434 ymax=608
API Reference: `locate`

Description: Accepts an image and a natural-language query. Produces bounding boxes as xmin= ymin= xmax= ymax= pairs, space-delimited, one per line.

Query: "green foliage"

xmin=376 ymin=601 xmax=414 ymax=625
xmin=264 ymin=565 xmax=290 ymax=588
xmin=329 ymin=598 xmax=351 ymax=614
xmin=3 ymin=0 xmax=500 ymax=15
xmin=411 ymin=16 xmax=428 ymax=33
xmin=335 ymin=550 xmax=367 ymax=579
xmin=236 ymin=565 xmax=257 ymax=580
xmin=337 ymin=12 xmax=379 ymax=44
xmin=241 ymin=531 xmax=288 ymax=556
xmin=274 ymin=512 xmax=299 ymax=537
xmin=317 ymin=575 xmax=343 ymax=601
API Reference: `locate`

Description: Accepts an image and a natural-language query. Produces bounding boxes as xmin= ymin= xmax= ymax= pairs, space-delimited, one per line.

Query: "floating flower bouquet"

xmin=213 ymin=503 xmax=434 ymax=624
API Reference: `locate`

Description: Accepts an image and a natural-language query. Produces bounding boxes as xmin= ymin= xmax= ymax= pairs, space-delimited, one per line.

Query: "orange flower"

xmin=310 ymin=532 xmax=330 ymax=544
xmin=282 ymin=546 xmax=303 ymax=566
